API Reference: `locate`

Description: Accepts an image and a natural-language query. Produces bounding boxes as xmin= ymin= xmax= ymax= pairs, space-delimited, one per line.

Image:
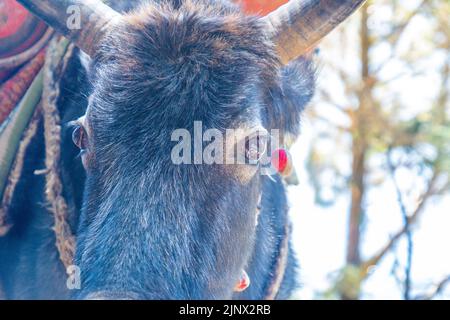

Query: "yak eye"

xmin=245 ymin=133 xmax=268 ymax=165
xmin=72 ymin=124 xmax=88 ymax=151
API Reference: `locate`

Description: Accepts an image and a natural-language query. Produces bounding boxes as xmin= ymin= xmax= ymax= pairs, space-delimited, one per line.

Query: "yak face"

xmin=72 ymin=1 xmax=314 ymax=299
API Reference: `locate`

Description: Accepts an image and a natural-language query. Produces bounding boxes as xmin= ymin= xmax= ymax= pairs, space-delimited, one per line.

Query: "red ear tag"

xmin=234 ymin=270 xmax=250 ymax=292
xmin=271 ymin=148 xmax=293 ymax=177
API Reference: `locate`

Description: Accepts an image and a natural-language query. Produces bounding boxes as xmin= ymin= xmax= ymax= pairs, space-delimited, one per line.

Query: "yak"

xmin=0 ymin=0 xmax=364 ymax=299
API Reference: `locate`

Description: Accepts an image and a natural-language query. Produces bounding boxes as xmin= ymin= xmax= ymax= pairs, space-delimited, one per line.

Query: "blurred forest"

xmin=289 ymin=0 xmax=450 ymax=300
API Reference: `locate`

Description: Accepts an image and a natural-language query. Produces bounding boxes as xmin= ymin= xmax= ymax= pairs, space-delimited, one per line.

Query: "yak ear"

xmin=79 ymin=51 xmax=92 ymax=73
xmin=267 ymin=56 xmax=316 ymax=138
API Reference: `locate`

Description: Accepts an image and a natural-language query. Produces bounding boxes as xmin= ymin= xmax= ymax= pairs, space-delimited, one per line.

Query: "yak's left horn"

xmin=17 ymin=0 xmax=122 ymax=57
xmin=263 ymin=0 xmax=366 ymax=64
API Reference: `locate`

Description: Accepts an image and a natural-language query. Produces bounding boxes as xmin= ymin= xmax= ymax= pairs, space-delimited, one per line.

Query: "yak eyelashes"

xmin=71 ymin=123 xmax=88 ymax=151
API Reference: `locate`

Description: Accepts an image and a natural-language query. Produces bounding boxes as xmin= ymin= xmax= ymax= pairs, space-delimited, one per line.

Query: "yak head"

xmin=19 ymin=0 xmax=364 ymax=299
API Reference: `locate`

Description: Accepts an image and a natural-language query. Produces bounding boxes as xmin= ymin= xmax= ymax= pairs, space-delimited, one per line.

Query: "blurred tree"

xmin=306 ymin=0 xmax=450 ymax=299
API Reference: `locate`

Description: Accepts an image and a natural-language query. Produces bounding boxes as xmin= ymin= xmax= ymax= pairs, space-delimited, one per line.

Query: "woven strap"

xmin=41 ymin=37 xmax=76 ymax=269
xmin=0 ymin=69 xmax=43 ymax=204
xmin=0 ymin=50 xmax=46 ymax=123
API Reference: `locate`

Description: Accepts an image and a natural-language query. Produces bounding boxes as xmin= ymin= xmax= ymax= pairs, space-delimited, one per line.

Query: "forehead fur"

xmin=89 ymin=0 xmax=278 ymax=137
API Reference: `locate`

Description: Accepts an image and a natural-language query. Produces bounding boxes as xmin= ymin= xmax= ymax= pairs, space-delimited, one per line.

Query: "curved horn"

xmin=17 ymin=0 xmax=122 ymax=56
xmin=263 ymin=0 xmax=366 ymax=64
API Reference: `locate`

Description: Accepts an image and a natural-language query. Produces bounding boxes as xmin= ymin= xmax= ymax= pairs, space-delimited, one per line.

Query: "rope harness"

xmin=40 ymin=37 xmax=76 ymax=269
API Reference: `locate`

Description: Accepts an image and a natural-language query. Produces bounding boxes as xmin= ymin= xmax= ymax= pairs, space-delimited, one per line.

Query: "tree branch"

xmin=414 ymin=276 xmax=450 ymax=300
xmin=374 ymin=0 xmax=430 ymax=74
xmin=386 ymin=148 xmax=413 ymax=300
xmin=361 ymin=171 xmax=439 ymax=273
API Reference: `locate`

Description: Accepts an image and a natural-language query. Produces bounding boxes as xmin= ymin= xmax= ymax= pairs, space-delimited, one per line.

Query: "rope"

xmin=41 ymin=36 xmax=76 ymax=269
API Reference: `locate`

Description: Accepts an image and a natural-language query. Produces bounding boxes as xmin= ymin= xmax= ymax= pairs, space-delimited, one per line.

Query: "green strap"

xmin=0 ymin=70 xmax=43 ymax=200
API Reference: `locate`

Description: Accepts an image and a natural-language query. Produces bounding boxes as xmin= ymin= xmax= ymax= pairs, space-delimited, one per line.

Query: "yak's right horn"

xmin=263 ymin=0 xmax=367 ymax=65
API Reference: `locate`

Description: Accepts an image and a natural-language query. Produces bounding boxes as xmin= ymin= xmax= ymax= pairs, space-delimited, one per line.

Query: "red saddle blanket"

xmin=0 ymin=0 xmax=49 ymax=219
xmin=0 ymin=0 xmax=49 ymax=125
